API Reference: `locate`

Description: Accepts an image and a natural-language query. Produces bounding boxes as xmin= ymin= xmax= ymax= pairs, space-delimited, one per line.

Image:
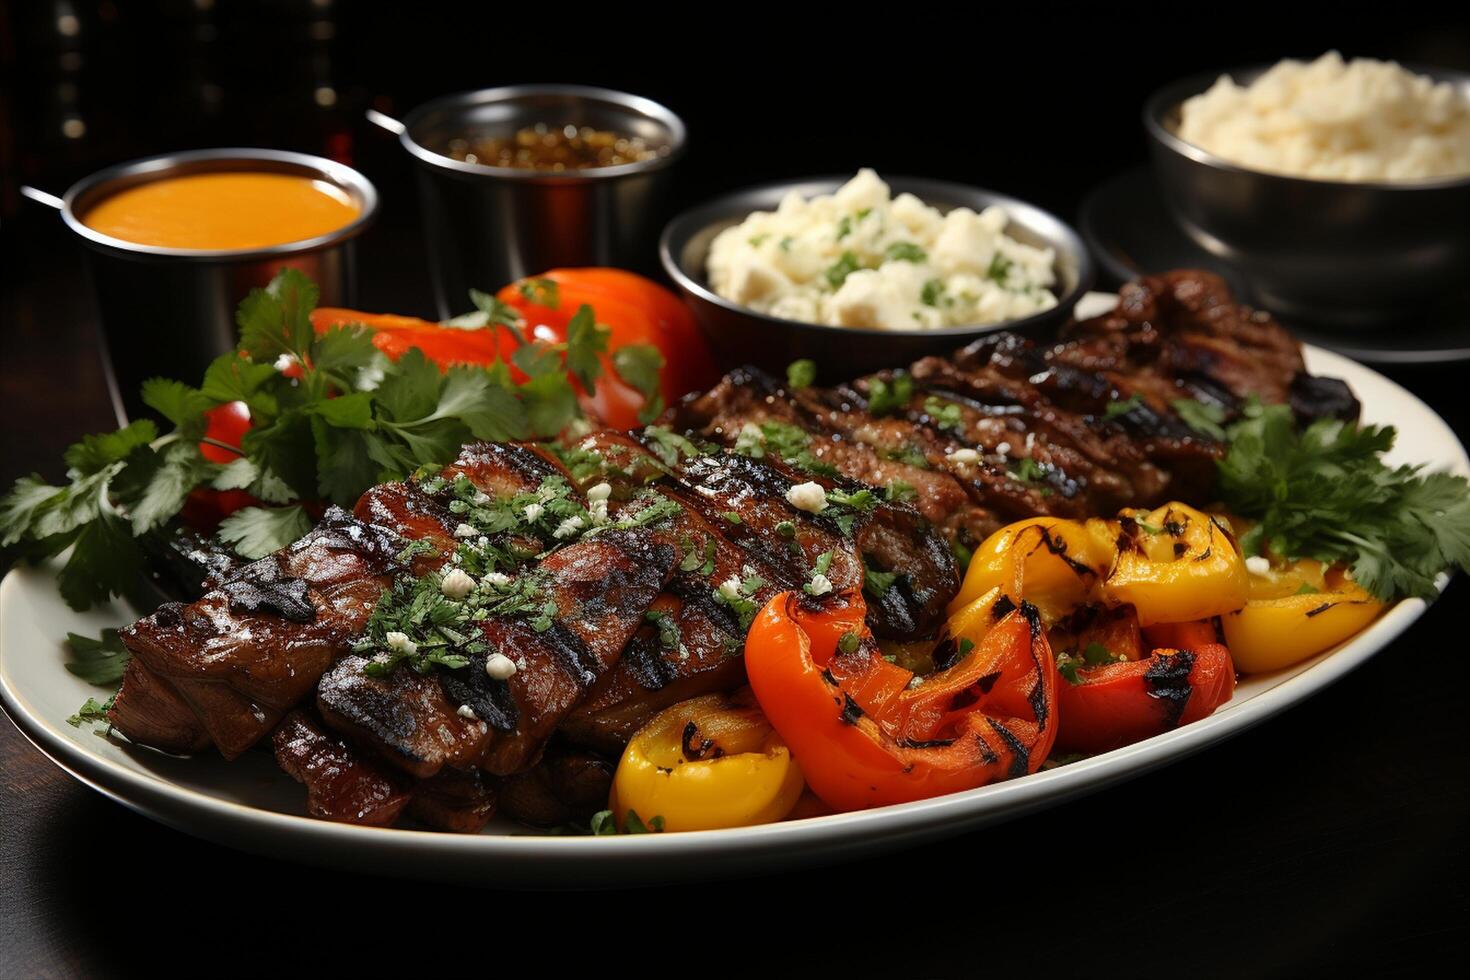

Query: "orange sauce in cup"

xmin=81 ymin=172 xmax=360 ymax=250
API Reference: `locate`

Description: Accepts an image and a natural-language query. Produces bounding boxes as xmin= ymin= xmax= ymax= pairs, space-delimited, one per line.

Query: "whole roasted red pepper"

xmin=744 ymin=590 xmax=1058 ymax=812
xmin=1055 ymin=616 xmax=1236 ymax=755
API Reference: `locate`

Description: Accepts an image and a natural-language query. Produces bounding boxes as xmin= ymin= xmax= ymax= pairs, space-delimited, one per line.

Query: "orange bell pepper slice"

xmin=744 ymin=590 xmax=1058 ymax=812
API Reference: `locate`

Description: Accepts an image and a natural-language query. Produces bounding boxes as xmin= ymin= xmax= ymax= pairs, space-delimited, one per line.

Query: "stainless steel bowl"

xmin=59 ymin=147 xmax=377 ymax=421
xmin=389 ymin=84 xmax=686 ymax=319
xmin=659 ymin=176 xmax=1094 ymax=380
xmin=1145 ymin=66 xmax=1470 ymax=327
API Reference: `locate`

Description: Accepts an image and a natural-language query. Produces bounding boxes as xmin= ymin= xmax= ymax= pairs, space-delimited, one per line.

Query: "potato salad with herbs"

xmin=706 ymin=169 xmax=1058 ymax=331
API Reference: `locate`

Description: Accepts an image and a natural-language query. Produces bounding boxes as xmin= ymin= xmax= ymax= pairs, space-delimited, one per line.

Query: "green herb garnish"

xmin=1217 ymin=401 xmax=1470 ymax=601
xmin=786 ymin=359 xmax=817 ymax=390
xmin=884 ymin=242 xmax=927 ymax=263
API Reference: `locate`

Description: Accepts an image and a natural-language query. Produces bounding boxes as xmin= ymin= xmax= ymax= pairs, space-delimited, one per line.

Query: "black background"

xmin=1 ymin=3 xmax=1468 ymax=977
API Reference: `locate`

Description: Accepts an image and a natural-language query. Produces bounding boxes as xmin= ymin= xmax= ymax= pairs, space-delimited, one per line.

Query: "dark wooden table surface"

xmin=3 ymin=7 xmax=1469 ymax=977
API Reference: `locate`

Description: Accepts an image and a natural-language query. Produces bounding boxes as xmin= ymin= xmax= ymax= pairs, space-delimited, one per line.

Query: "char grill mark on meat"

xmin=272 ymin=708 xmax=411 ymax=827
xmin=556 ymin=433 xmax=777 ymax=748
xmin=316 ymin=654 xmax=493 ymax=779
xmin=475 ymin=526 xmax=678 ymax=774
xmin=1054 ymin=269 xmax=1359 ymax=424
xmin=114 ymin=501 xmax=447 ymax=758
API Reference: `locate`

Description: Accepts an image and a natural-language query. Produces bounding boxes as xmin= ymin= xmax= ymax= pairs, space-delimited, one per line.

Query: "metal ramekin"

xmin=378 ymin=84 xmax=686 ymax=318
xmin=57 ymin=148 xmax=378 ymax=421
xmin=1145 ymin=65 xmax=1470 ymax=328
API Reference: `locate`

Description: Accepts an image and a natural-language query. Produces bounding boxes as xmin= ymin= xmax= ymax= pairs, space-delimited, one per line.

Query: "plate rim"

xmin=2 ymin=339 xmax=1464 ymax=877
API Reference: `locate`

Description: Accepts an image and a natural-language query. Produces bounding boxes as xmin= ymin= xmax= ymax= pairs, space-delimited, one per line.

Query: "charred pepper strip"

xmin=744 ymin=589 xmax=1057 ymax=811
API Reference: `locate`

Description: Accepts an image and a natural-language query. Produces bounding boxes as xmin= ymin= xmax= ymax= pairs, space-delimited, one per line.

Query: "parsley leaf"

xmin=1217 ymin=401 xmax=1470 ymax=601
xmin=612 ymin=343 xmax=666 ymax=424
xmin=217 ymin=505 xmax=313 ymax=559
xmin=64 ymin=629 xmax=131 ymax=686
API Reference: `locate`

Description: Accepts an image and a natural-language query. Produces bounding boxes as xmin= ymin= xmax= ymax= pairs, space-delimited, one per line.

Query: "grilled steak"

xmin=273 ymin=709 xmax=410 ymax=827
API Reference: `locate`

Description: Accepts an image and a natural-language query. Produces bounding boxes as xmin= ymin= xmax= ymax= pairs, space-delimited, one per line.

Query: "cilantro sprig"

xmin=1 ymin=269 xmax=666 ymax=610
xmin=1217 ymin=401 xmax=1470 ymax=601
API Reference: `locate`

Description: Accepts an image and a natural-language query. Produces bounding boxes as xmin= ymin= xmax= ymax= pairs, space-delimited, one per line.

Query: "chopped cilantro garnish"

xmin=923 ymin=395 xmax=964 ymax=432
xmin=1104 ymin=394 xmax=1143 ymax=419
xmin=866 ymin=373 xmax=914 ymax=416
xmin=786 ymin=359 xmax=817 ymax=390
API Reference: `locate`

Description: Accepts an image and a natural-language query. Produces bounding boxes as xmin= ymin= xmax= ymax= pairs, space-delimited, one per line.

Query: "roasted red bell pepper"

xmin=745 ymin=590 xmax=1058 ymax=812
xmin=1055 ymin=615 xmax=1236 ymax=755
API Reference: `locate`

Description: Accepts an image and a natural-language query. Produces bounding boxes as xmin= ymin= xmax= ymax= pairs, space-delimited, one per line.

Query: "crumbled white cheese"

xmin=523 ymin=502 xmax=544 ymax=523
xmin=908 ymin=676 xmax=925 ymax=689
xmin=439 ymin=567 xmax=476 ymax=600
xmin=718 ymin=576 xmax=744 ymax=601
xmin=707 ymin=169 xmax=1057 ymax=332
xmin=947 ymin=448 xmax=981 ymax=464
xmin=1245 ymin=555 xmax=1273 ymax=577
xmin=481 ymin=571 xmax=512 ymax=588
xmin=586 ymin=482 xmax=612 ymax=503
xmin=786 ymin=481 xmax=828 ymax=513
xmin=273 ymin=353 xmax=298 ymax=373
xmin=807 ymin=573 xmax=833 ymax=596
xmin=385 ymin=631 xmax=417 ymax=656
xmin=471 ymin=490 xmax=492 ymax=506
xmin=553 ymin=515 xmax=585 ymax=539
xmin=739 ymin=422 xmax=765 ymax=443
xmin=452 ymin=523 xmax=477 ymax=539
xmin=588 ymin=498 xmax=609 ymax=524
xmin=456 ymin=704 xmax=478 ymax=720
xmin=484 ymin=653 xmax=518 ymax=680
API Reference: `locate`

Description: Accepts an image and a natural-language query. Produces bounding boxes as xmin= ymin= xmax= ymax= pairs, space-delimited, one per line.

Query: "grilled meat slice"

xmin=317 ymin=654 xmax=493 ymax=779
xmin=472 ymin=527 xmax=678 ymax=774
xmin=670 ymin=367 xmax=987 ymax=545
xmin=1054 ymin=269 xmax=1359 ymax=423
xmin=113 ymin=498 xmax=452 ymax=758
xmin=108 ymin=659 xmax=210 ymax=754
xmin=498 ymin=747 xmax=614 ymax=828
xmin=272 ymin=709 xmax=411 ymax=827
xmin=407 ymin=767 xmax=497 ymax=833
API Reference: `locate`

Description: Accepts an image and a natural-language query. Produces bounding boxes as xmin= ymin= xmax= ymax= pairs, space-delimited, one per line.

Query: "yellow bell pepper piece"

xmin=609 ymin=692 xmax=804 ymax=832
xmin=949 ymin=517 xmax=1113 ymax=621
xmin=1222 ymin=566 xmax=1383 ymax=673
xmin=1100 ymin=504 xmax=1248 ymax=626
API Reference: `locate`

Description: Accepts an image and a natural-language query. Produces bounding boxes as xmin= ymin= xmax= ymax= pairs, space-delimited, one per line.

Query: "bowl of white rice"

xmin=1145 ymin=53 xmax=1470 ymax=325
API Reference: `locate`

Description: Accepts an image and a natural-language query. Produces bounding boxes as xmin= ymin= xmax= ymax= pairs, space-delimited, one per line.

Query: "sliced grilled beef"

xmin=108 ymin=659 xmax=210 ymax=754
xmin=498 ymin=747 xmax=615 ymax=828
xmin=407 ymin=767 xmax=497 ymax=834
xmin=272 ymin=709 xmax=411 ymax=827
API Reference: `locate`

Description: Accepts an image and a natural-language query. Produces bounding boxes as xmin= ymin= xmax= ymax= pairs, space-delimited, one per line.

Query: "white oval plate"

xmin=3 ymin=317 xmax=1465 ymax=885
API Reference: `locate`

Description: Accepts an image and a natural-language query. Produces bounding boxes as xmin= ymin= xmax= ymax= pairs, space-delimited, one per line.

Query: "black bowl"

xmin=1144 ymin=65 xmax=1470 ymax=328
xmin=659 ymin=176 xmax=1094 ymax=380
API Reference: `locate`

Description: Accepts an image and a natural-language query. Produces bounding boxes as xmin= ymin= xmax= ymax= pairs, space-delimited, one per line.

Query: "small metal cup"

xmin=381 ymin=84 xmax=686 ymax=319
xmin=55 ymin=148 xmax=378 ymax=421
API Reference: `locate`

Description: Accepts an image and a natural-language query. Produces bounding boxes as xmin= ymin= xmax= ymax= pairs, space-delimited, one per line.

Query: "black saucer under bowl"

xmin=1079 ymin=166 xmax=1470 ymax=366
